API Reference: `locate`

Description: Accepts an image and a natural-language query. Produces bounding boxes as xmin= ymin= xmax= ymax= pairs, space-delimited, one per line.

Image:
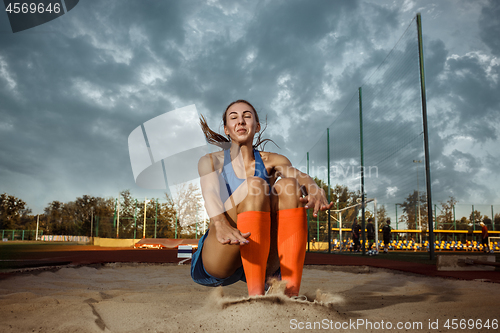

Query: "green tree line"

xmin=0 ymin=185 xmax=205 ymax=238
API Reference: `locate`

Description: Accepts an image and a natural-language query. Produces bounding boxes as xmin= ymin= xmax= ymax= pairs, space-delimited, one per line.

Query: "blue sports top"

xmin=219 ymin=148 xmax=270 ymax=202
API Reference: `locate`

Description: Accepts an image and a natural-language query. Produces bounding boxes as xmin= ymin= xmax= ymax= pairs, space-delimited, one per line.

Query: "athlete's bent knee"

xmin=273 ymin=178 xmax=300 ymax=198
xmin=237 ymin=177 xmax=270 ymax=213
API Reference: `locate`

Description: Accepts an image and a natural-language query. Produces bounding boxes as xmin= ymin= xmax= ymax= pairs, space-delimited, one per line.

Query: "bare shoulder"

xmin=198 ymin=151 xmax=224 ymax=174
xmin=210 ymin=150 xmax=224 ymax=168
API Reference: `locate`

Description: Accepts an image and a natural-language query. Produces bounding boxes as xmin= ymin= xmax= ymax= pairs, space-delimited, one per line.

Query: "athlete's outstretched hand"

xmin=213 ymin=219 xmax=250 ymax=246
xmin=299 ymin=186 xmax=334 ymax=217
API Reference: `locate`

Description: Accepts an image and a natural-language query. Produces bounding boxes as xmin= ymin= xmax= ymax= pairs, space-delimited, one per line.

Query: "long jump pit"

xmin=1 ymin=244 xmax=499 ymax=332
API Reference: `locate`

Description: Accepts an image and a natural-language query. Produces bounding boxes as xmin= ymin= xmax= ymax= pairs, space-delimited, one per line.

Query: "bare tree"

xmin=376 ymin=205 xmax=388 ymax=229
xmin=173 ymin=183 xmax=203 ymax=237
xmin=438 ymin=197 xmax=458 ymax=230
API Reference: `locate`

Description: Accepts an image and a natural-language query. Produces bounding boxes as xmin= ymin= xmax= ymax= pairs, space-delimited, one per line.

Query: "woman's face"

xmin=224 ymin=102 xmax=260 ymax=144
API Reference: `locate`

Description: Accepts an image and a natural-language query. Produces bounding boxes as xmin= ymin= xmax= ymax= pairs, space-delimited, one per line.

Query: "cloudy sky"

xmin=1 ymin=0 xmax=499 ymax=217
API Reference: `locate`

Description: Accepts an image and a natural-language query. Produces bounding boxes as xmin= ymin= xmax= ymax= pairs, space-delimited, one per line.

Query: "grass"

xmin=0 ymin=241 xmax=87 ymax=256
xmin=0 ymin=241 xmax=90 ymax=270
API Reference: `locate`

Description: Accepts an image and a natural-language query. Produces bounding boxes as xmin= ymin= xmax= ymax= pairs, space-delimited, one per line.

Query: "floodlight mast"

xmin=417 ymin=13 xmax=435 ymax=260
xmin=374 ymin=199 xmax=378 ymax=252
xmin=413 ymin=159 xmax=422 ymax=247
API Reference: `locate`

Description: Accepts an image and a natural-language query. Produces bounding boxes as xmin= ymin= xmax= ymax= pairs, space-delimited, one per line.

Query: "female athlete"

xmin=191 ymin=99 xmax=333 ymax=297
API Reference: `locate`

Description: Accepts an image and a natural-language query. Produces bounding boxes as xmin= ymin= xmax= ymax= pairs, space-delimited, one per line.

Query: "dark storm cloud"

xmin=0 ymin=0 xmax=498 ymax=213
xmin=242 ymin=0 xmax=402 ymax=157
xmin=380 ymin=1 xmax=496 ymax=205
xmin=318 ymin=18 xmax=425 ymax=203
xmin=424 ymin=1 xmax=500 ymax=145
xmin=430 ymin=148 xmax=496 ymax=203
xmin=420 ymin=39 xmax=448 ymax=95
xmin=444 ymin=54 xmax=500 ymax=139
xmin=0 ymin=1 xmax=192 ymax=210
xmin=167 ymin=0 xmax=372 ymax=152
xmin=320 ymin=1 xmax=499 ymax=206
xmin=421 ymin=48 xmax=500 ymax=207
xmin=479 ymin=0 xmax=500 ymax=56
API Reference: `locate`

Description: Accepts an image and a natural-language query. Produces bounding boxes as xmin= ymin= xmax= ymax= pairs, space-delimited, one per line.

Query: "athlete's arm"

xmin=271 ymin=154 xmax=333 ymax=217
xmin=198 ymin=154 xmax=250 ymax=245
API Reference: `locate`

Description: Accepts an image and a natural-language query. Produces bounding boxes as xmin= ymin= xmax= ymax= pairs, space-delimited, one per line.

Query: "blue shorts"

xmin=190 ymin=230 xmax=246 ymax=287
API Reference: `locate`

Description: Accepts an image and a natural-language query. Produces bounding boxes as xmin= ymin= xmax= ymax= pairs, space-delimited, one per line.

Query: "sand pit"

xmin=1 ymin=264 xmax=498 ymax=332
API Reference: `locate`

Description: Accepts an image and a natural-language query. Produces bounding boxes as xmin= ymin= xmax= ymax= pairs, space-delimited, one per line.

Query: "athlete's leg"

xmin=201 ymin=207 xmax=242 ymax=279
xmin=201 ymin=177 xmax=270 ymax=294
xmin=236 ymin=177 xmax=271 ymax=295
xmin=272 ymin=178 xmax=307 ymax=297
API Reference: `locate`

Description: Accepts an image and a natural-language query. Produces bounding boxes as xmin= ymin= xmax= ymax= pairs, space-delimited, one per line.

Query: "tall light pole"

xmin=395 ymin=203 xmax=403 ymax=242
xmin=413 ymin=160 xmax=422 ymax=247
xmin=36 ymin=214 xmax=39 ymax=241
xmin=90 ymin=206 xmax=94 ymax=244
xmin=116 ymin=196 xmax=121 ymax=239
xmin=143 ymin=197 xmax=147 ymax=239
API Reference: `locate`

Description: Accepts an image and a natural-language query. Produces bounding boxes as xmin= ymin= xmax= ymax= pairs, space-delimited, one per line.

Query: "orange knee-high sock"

xmin=237 ymin=211 xmax=271 ymax=296
xmin=277 ymin=207 xmax=307 ymax=297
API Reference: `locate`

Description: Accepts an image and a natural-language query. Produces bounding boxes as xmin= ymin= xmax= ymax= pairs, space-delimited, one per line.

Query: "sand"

xmin=0 ymin=264 xmax=498 ymax=332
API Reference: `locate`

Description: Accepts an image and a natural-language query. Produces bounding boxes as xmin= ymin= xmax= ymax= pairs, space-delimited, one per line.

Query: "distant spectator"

xmin=382 ymin=219 xmax=392 ymax=253
xmin=367 ymin=217 xmax=375 ymax=250
xmin=480 ymin=222 xmax=489 ymax=253
xmin=351 ymin=218 xmax=361 ymax=252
